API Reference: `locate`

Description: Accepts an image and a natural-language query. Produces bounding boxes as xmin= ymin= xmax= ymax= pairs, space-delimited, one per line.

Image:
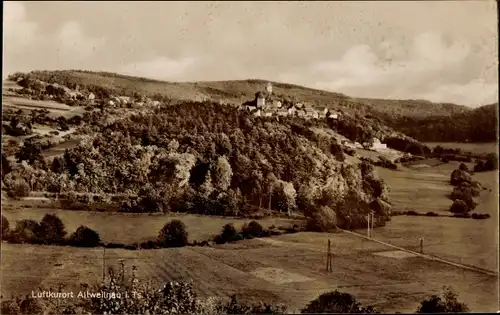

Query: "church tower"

xmin=266 ymin=82 xmax=273 ymax=95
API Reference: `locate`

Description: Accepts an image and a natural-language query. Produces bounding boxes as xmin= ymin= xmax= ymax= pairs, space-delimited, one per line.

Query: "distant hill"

xmin=7 ymin=70 xmax=496 ymax=143
xmin=10 ymin=70 xmax=472 ymax=118
xmin=382 ymin=103 xmax=499 ymax=143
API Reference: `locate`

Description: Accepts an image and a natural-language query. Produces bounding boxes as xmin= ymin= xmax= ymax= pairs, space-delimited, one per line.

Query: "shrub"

xmin=301 ymin=290 xmax=377 ymax=313
xmin=213 ymin=295 xmax=287 ymax=314
xmin=450 ymin=169 xmax=472 ymax=186
xmin=449 ymin=200 xmax=469 ymax=214
xmin=1 ymin=298 xmax=21 ymax=315
xmin=158 ymin=220 xmax=188 ymax=247
xmin=451 ymin=182 xmax=481 ymax=199
xmin=425 ymin=212 xmax=439 ymax=217
xmin=85 ymin=263 xmax=204 ymax=314
xmin=405 ymin=210 xmax=419 ymax=216
xmin=471 ymin=213 xmax=490 ymax=220
xmin=449 ymin=187 xmax=476 ymax=210
xmin=2 ymin=215 xmax=10 ymax=238
xmin=473 ymin=160 xmax=485 ymax=172
xmin=306 ymin=206 xmax=337 ymax=232
xmin=38 ymin=213 xmax=67 ymax=244
xmin=9 ymin=219 xmax=42 ymax=244
xmin=458 ymin=163 xmax=469 ymax=172
xmin=8 ymin=179 xmax=30 ymax=198
xmin=215 ymin=223 xmax=240 ymax=244
xmin=69 ymin=225 xmax=101 ymax=247
xmin=416 ymin=286 xmax=469 ymax=313
xmin=241 ymin=220 xmax=263 ymax=238
xmin=139 ymin=240 xmax=160 ymax=249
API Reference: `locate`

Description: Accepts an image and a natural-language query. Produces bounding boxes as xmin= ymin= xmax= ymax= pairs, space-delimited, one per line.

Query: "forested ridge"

xmin=380 ymin=104 xmax=498 ymax=143
xmin=3 ymin=101 xmax=391 ymax=229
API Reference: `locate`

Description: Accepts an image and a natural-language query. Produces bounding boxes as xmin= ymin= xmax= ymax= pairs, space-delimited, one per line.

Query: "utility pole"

xmin=102 ymin=247 xmax=106 ymax=282
xmin=326 ymin=239 xmax=333 ymax=273
xmin=367 ymin=214 xmax=371 ymax=238
xmin=370 ymin=211 xmax=375 ymax=238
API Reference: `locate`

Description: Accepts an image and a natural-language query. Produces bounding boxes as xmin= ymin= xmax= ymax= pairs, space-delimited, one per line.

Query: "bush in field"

xmin=450 ymin=169 xmax=472 ymax=186
xmin=306 ymin=206 xmax=337 ymax=232
xmin=301 ymin=290 xmax=377 ymax=313
xmin=241 ymin=220 xmax=263 ymax=238
xmin=9 ymin=219 xmax=42 ymax=244
xmin=449 ymin=186 xmax=477 ymax=210
xmin=471 ymin=213 xmax=490 ymax=220
xmin=7 ymin=178 xmax=30 ymax=198
xmin=69 ymin=225 xmax=101 ymax=247
xmin=458 ymin=163 xmax=469 ymax=172
xmin=449 ymin=200 xmax=469 ymax=214
xmin=215 ymin=223 xmax=241 ymax=244
xmin=2 ymin=215 xmax=10 ymax=238
xmin=416 ymin=286 xmax=469 ymax=313
xmin=451 ymin=183 xmax=480 ymax=199
xmin=474 ymin=154 xmax=498 ymax=172
xmin=39 ymin=214 xmax=67 ymax=244
xmin=158 ymin=220 xmax=188 ymax=247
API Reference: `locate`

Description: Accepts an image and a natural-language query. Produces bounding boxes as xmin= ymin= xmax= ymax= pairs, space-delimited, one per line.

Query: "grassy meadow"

xmin=423 ymin=142 xmax=498 ymax=154
xmin=1 ymin=205 xmax=301 ymax=244
xmin=2 ymin=232 xmax=497 ymax=313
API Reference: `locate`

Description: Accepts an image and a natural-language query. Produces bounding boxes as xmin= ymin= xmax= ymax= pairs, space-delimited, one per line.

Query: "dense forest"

xmin=379 ymin=104 xmax=498 ymax=143
xmin=3 ymin=101 xmax=390 ymax=229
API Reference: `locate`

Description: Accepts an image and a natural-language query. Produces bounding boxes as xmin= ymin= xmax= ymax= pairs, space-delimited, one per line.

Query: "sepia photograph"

xmin=1 ymin=1 xmax=499 ymax=314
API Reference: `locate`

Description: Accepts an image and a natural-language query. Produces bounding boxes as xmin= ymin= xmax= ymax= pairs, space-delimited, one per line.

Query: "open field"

xmin=2 ymin=95 xmax=86 ymax=118
xmin=374 ymin=161 xmax=498 ymax=272
xmin=423 ymin=142 xmax=498 ymax=154
xmin=1 ymin=206 xmax=301 ymax=244
xmin=377 ymin=161 xmax=498 ymax=215
xmin=1 ymin=231 xmax=497 ymax=313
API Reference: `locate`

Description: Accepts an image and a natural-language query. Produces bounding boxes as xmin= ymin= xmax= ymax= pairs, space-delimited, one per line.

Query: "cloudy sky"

xmin=3 ymin=1 xmax=498 ymax=107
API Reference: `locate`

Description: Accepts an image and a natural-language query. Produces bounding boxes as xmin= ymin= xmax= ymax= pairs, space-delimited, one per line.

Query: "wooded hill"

xmin=380 ymin=103 xmax=498 ymax=143
xmin=7 ymin=70 xmax=497 ymax=143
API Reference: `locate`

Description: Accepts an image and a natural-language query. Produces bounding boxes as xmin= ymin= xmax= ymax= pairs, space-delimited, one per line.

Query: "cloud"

xmin=119 ymin=57 xmax=197 ymax=80
xmin=419 ymin=79 xmax=498 ymax=106
xmin=56 ymin=21 xmax=105 ymax=58
xmin=3 ymin=1 xmax=39 ymax=52
xmin=303 ymin=32 xmax=497 ymax=105
xmin=3 ymin=2 xmax=106 ymax=76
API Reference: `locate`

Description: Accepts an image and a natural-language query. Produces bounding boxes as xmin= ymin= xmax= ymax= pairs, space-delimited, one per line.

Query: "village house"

xmin=88 ymin=92 xmax=96 ymax=101
xmin=255 ymin=91 xmax=266 ymax=108
xmin=328 ymin=111 xmax=339 ymax=119
xmin=370 ymin=138 xmax=387 ymax=151
xmin=304 ymin=107 xmax=319 ymax=119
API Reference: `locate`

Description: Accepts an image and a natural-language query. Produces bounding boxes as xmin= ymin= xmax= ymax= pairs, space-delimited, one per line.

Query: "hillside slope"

xmin=9 ymin=70 xmax=472 ymax=119
xmin=382 ymin=104 xmax=499 ymax=143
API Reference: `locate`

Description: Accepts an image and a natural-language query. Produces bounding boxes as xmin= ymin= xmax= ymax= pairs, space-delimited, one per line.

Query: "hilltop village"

xmin=239 ymin=83 xmax=340 ymax=120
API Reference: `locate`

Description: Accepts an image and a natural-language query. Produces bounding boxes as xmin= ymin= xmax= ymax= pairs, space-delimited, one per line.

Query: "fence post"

xmin=420 ymin=237 xmax=424 ymax=253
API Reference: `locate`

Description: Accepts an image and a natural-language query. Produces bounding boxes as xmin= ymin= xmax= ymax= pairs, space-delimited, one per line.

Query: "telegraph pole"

xmin=371 ymin=211 xmax=375 ymax=237
xmin=367 ymin=214 xmax=371 ymax=238
xmin=102 ymin=247 xmax=106 ymax=282
xmin=326 ymin=239 xmax=333 ymax=273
